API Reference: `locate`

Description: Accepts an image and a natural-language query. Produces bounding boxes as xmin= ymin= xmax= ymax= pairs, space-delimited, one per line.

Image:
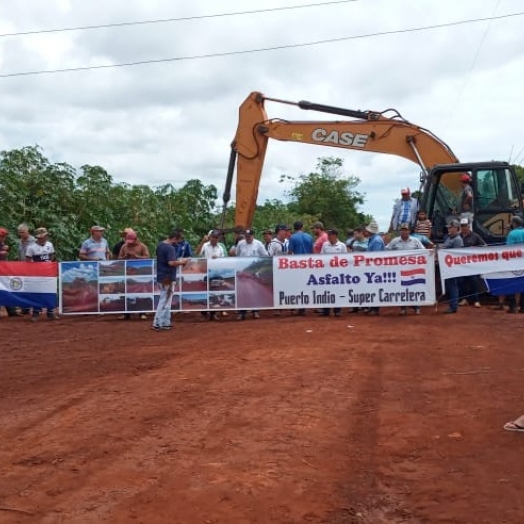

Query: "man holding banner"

xmin=442 ymin=220 xmax=463 ymax=314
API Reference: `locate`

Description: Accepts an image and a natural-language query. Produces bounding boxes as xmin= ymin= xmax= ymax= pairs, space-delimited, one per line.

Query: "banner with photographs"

xmin=59 ymin=251 xmax=434 ymax=315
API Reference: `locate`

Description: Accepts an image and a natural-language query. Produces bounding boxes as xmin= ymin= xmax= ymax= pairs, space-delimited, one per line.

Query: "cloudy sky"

xmin=0 ymin=0 xmax=523 ymax=230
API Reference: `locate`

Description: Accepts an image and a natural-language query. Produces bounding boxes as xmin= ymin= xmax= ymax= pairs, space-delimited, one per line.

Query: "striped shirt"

xmin=80 ymin=237 xmax=109 ymax=260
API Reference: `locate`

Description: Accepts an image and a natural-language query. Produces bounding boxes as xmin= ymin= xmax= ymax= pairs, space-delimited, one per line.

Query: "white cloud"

xmin=1 ymin=0 xmax=524 ymax=231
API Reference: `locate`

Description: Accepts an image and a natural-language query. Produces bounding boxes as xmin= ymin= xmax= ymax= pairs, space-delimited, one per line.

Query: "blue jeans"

xmin=446 ymin=278 xmax=459 ymax=311
xmin=153 ymin=282 xmax=173 ymax=328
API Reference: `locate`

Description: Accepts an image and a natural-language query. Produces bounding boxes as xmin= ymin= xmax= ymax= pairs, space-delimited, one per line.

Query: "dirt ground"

xmin=1 ymin=305 xmax=524 ymax=524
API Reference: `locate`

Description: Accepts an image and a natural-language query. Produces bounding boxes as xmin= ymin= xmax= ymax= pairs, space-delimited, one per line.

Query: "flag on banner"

xmin=0 ymin=262 xmax=58 ymax=309
xmin=400 ymin=268 xmax=426 ymax=286
xmin=482 ymin=270 xmax=524 ymax=296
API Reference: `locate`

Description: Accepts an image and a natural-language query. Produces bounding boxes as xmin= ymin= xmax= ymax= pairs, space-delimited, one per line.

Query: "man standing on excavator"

xmin=458 ymin=174 xmax=474 ymax=224
xmin=389 ymin=188 xmax=418 ymax=233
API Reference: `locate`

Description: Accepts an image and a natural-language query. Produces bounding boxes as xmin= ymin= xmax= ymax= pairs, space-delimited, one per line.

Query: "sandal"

xmin=503 ymin=421 xmax=524 ymax=433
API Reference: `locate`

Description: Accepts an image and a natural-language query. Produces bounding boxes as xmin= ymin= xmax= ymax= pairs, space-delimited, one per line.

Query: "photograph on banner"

xmin=126 ymin=293 xmax=154 ymax=312
xmin=207 ymin=258 xmax=236 ymax=292
xmin=272 ymin=251 xmax=435 ymax=309
xmin=209 ymin=292 xmax=236 ymax=310
xmin=60 ymin=261 xmax=99 ymax=313
xmin=99 ymin=260 xmax=125 ymax=277
xmin=126 ymin=259 xmax=154 ymax=276
xmin=181 ymin=271 xmax=207 ymax=292
xmin=99 ymin=276 xmax=125 ymax=295
xmin=100 ymin=294 xmax=126 ymax=313
xmin=181 ymin=292 xmax=208 ymax=310
xmin=182 ymin=259 xmax=208 ymax=275
xmin=127 ymin=275 xmax=154 ymax=294
xmin=236 ymin=257 xmax=274 ymax=309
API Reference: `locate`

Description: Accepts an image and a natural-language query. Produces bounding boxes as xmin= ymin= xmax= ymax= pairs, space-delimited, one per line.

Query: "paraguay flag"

xmin=400 ymin=268 xmax=426 ymax=286
xmin=482 ymin=270 xmax=524 ymax=296
xmin=0 ymin=262 xmax=58 ymax=309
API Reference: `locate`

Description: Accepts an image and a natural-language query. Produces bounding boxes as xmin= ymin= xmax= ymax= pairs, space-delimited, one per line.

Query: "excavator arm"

xmin=221 ymin=91 xmax=459 ymax=229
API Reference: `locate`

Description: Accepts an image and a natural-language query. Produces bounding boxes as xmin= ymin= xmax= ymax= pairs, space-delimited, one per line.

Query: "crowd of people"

xmin=2 ymin=181 xmax=524 ymax=324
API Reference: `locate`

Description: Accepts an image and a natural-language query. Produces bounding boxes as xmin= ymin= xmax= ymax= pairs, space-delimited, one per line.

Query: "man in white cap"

xmin=389 ymin=188 xmax=418 ymax=233
xmin=79 ymin=225 xmax=111 ymax=261
xmin=363 ymin=220 xmax=385 ymax=315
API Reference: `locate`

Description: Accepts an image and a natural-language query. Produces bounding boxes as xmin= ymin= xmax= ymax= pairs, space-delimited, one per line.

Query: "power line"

xmin=1 ymin=11 xmax=523 ymax=79
xmin=444 ymin=0 xmax=502 ymax=132
xmin=0 ymin=0 xmax=358 ymax=38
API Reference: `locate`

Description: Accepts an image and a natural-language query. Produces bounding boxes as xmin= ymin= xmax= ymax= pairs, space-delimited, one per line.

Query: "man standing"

xmin=389 ymin=188 xmax=418 ymax=232
xmin=458 ymin=217 xmax=486 ymax=308
xmin=152 ymin=230 xmax=188 ymax=331
xmin=285 ymin=221 xmax=313 ymax=317
xmin=320 ymin=229 xmax=347 ymax=317
xmin=79 ymin=225 xmax=111 ymax=261
xmin=262 ymin=229 xmax=273 ymax=250
xmin=199 ymin=230 xmax=226 ymax=321
xmin=17 ymin=224 xmax=36 ymax=315
xmin=26 ymin=227 xmax=57 ymax=321
xmin=348 ymin=225 xmax=368 ymax=252
xmin=287 ymin=221 xmax=314 ymax=255
xmin=174 ymin=228 xmax=193 ymax=259
xmin=267 ymin=225 xmax=288 ymax=256
xmin=112 ymin=227 xmax=134 ymax=259
xmin=506 ymin=216 xmax=524 ymax=314
xmin=235 ymin=229 xmax=267 ymax=320
xmin=0 ymin=227 xmax=19 ymax=318
xmin=118 ymin=231 xmax=151 ymax=321
xmin=442 ymin=219 xmax=464 ymax=314
xmin=312 ymin=221 xmax=328 ymax=254
xmin=364 ymin=220 xmax=385 ymax=316
xmin=386 ymin=223 xmax=425 ymax=315
xmin=458 ymin=174 xmax=474 ymax=221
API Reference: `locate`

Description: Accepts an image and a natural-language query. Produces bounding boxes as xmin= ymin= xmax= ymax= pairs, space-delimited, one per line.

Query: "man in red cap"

xmin=458 ymin=174 xmax=474 ymax=223
xmin=389 ymin=188 xmax=418 ymax=233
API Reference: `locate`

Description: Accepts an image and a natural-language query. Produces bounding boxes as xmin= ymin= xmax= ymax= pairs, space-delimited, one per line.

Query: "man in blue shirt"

xmin=152 ymin=230 xmax=188 ymax=331
xmin=287 ymin=221 xmax=314 ymax=255
xmin=364 ymin=220 xmax=385 ymax=315
xmin=506 ymin=216 xmax=524 ymax=313
xmin=174 ymin=228 xmax=193 ymax=259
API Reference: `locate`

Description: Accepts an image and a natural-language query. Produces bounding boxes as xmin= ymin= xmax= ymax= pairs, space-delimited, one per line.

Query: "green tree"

xmin=283 ymin=157 xmax=366 ymax=230
xmin=0 ymin=146 xmax=219 ymax=260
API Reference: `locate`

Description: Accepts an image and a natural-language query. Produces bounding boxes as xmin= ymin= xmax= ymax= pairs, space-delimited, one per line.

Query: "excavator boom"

xmin=224 ymin=91 xmax=458 ymax=229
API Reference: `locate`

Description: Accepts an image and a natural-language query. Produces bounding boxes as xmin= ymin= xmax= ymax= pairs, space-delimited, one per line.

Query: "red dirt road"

xmin=1 ymin=307 xmax=524 ymax=523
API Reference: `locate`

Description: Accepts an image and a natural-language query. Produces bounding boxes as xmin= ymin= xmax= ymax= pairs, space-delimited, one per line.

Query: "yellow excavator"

xmin=220 ymin=92 xmax=523 ymax=244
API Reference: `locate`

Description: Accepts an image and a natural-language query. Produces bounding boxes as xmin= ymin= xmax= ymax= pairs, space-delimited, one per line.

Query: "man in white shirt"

xmin=199 ymin=230 xmax=226 ymax=320
xmin=235 ymin=229 xmax=268 ymax=258
xmin=385 ymin=223 xmax=425 ymax=315
xmin=267 ymin=225 xmax=288 ymax=256
xmin=234 ymin=229 xmax=267 ymax=320
xmin=319 ymin=229 xmax=348 ymax=317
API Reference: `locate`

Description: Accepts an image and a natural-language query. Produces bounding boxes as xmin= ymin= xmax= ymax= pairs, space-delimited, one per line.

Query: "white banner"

xmin=437 ymin=245 xmax=524 ymax=281
xmin=273 ymin=250 xmax=436 ymax=308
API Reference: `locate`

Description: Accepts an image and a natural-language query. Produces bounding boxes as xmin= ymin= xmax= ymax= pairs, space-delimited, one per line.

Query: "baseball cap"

xmin=0 ymin=227 xmax=8 ymax=236
xmin=275 ymin=224 xmax=287 ymax=233
xmin=401 ymin=188 xmax=410 ymax=195
xmin=209 ymin=229 xmax=220 ymax=237
xmin=244 ymin=229 xmax=254 ymax=236
xmin=262 ymin=228 xmax=272 ymax=235
xmin=91 ymin=225 xmax=105 ymax=232
xmin=447 ymin=219 xmax=460 ymax=228
xmin=399 ymin=222 xmax=410 ymax=230
xmin=327 ymin=228 xmax=338 ymax=235
xmin=459 ymin=218 xmax=469 ymax=226
xmin=35 ymin=227 xmax=49 ymax=238
xmin=312 ymin=221 xmax=324 ymax=229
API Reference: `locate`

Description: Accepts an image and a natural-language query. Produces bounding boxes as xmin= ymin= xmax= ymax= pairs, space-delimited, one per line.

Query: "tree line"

xmin=0 ymin=147 xmax=368 ymax=260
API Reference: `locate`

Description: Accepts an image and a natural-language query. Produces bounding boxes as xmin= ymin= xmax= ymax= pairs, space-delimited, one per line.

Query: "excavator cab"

xmin=422 ymin=162 xmax=523 ymax=244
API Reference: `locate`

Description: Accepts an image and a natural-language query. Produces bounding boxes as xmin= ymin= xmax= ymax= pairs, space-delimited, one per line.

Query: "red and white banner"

xmin=437 ymin=245 xmax=524 ymax=282
xmin=273 ymin=250 xmax=435 ymax=308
